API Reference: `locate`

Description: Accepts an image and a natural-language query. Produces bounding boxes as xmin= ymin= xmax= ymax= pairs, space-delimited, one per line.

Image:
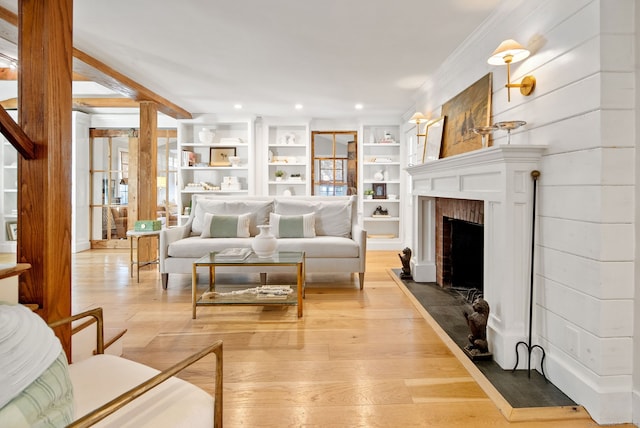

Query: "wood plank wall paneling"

xmin=17 ymin=0 xmax=73 ymax=357
xmin=411 ymin=0 xmax=636 ymax=422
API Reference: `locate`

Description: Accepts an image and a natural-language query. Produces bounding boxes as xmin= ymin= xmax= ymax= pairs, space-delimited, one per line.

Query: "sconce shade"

xmin=488 ymin=39 xmax=530 ymax=65
xmin=409 ymin=112 xmax=428 ymax=124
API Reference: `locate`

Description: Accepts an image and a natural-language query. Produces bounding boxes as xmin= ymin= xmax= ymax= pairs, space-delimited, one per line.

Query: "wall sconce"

xmin=408 ymin=112 xmax=429 ymax=144
xmin=488 ymin=39 xmax=536 ymax=102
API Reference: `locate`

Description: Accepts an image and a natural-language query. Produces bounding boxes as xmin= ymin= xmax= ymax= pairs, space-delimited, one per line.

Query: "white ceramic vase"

xmin=252 ymin=225 xmax=277 ymax=258
xmin=198 ymin=128 xmax=214 ymax=144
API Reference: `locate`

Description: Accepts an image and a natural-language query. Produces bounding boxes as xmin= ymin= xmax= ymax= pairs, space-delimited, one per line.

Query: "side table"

xmin=126 ymin=229 xmax=161 ymax=283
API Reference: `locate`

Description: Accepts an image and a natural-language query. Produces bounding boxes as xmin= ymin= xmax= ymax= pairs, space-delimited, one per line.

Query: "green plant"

xmin=364 ymin=189 xmax=374 ymax=195
xmin=274 ymin=170 xmax=285 ymax=178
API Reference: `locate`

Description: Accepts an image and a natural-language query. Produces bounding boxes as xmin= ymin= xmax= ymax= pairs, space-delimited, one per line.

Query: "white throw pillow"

xmin=269 ymin=212 xmax=315 ymax=238
xmin=274 ymin=198 xmax=352 ymax=238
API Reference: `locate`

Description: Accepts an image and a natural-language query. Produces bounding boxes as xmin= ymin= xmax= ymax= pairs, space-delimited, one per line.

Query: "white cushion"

xmin=69 ymin=354 xmax=213 ymax=428
xmin=274 ymin=198 xmax=352 ymax=238
xmin=200 ymin=212 xmax=250 ymax=238
xmin=192 ymin=198 xmax=273 ymax=236
xmin=269 ymin=212 xmax=315 ymax=238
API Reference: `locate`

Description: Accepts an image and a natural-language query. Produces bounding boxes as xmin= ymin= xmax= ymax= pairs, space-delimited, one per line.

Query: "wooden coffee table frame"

xmin=192 ymin=251 xmax=305 ymax=319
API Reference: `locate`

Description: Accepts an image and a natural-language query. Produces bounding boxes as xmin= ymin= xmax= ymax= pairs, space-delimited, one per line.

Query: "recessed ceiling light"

xmin=294 ymin=104 xmax=303 ymax=110
xmin=234 ymin=104 xmax=243 ymax=110
xmin=355 ymin=103 xmax=363 ymax=110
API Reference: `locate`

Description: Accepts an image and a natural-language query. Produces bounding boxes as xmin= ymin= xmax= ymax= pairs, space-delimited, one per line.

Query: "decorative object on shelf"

xmin=441 ymin=73 xmax=492 ymax=158
xmin=289 ymin=173 xmax=302 ymax=181
xmin=495 ymin=120 xmax=526 ymax=144
xmin=373 ymin=157 xmax=392 ymax=163
xmin=5 ymin=220 xmax=17 ymax=241
xmin=228 ymin=156 xmax=241 ymax=167
xmin=251 ymin=225 xmax=277 ymax=258
xmin=220 ymin=177 xmax=240 ymax=191
xmin=282 ymin=188 xmax=292 ymax=196
xmin=279 ymin=133 xmax=297 ymax=145
xmin=183 ymin=206 xmax=191 ymax=216
xmin=182 ymin=150 xmax=197 ymax=166
xmin=268 ymin=150 xmax=274 ymax=162
xmin=210 ymin=147 xmax=236 ymax=166
xmin=470 ymin=125 xmax=498 ymax=148
xmin=488 ymin=39 xmax=536 ymax=102
xmin=372 ymin=205 xmax=389 ymax=217
xmin=372 ymin=183 xmax=386 ymax=199
xmin=387 ymin=194 xmax=397 ymax=200
xmin=364 ymin=189 xmax=374 ymax=199
xmin=374 ymin=169 xmax=385 ymax=181
xmin=381 ymin=131 xmax=395 ymax=143
xmin=274 ymin=170 xmax=285 ymax=181
xmin=398 ymin=247 xmax=412 ymax=279
xmin=198 ymin=128 xmax=215 ymax=144
xmin=463 ymin=297 xmax=492 ymax=360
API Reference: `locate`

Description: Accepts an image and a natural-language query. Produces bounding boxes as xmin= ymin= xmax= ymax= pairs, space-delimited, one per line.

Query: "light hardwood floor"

xmin=10 ymin=250 xmax=635 ymax=427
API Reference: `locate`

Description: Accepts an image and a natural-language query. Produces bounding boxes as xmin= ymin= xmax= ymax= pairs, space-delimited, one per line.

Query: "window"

xmin=311 ymin=131 xmax=357 ymax=196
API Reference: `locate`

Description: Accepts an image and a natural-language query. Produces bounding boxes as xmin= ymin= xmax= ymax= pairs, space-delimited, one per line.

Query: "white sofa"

xmin=160 ymin=195 xmax=367 ymax=289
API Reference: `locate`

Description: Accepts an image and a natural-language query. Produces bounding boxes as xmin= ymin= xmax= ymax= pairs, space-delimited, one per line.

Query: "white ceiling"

xmin=0 ymin=0 xmax=501 ymax=119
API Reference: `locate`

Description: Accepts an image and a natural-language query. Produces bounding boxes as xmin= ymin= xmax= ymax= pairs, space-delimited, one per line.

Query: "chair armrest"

xmin=50 ymin=308 xmax=223 ymax=428
xmin=352 ymin=223 xmax=367 ymax=272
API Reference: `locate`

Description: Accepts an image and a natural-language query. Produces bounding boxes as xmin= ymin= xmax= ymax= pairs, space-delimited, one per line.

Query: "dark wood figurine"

xmin=398 ymin=247 xmax=412 ymax=279
xmin=463 ymin=297 xmax=491 ymax=359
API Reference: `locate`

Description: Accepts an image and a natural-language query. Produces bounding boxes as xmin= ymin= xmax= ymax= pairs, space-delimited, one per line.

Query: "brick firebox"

xmin=435 ymin=198 xmax=484 ymax=287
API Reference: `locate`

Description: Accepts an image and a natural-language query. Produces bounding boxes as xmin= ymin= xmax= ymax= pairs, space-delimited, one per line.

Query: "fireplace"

xmin=435 ymin=198 xmax=484 ymax=292
xmin=406 ymin=145 xmax=545 ymax=369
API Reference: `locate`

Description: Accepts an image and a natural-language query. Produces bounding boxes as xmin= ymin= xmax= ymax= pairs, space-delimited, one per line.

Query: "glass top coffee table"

xmin=192 ymin=251 xmax=305 ymax=319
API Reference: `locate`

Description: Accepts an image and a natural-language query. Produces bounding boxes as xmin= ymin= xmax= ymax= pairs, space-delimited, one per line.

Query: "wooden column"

xmin=132 ymin=101 xmax=158 ymax=263
xmin=17 ymin=0 xmax=73 ymax=356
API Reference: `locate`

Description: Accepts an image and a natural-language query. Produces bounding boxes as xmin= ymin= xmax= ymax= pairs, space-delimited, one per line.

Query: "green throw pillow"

xmin=269 ymin=212 xmax=315 ymax=238
xmin=201 ymin=213 xmax=250 ymax=238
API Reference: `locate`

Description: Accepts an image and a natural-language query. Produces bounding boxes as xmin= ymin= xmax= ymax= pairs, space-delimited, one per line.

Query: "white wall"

xmin=412 ymin=0 xmax=635 ymax=424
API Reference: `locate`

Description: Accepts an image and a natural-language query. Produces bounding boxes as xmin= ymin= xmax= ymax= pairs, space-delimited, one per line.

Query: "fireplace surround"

xmin=406 ymin=145 xmax=546 ymax=369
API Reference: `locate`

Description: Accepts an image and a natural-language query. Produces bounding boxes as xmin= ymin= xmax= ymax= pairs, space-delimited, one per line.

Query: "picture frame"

xmin=209 ymin=147 xmax=236 ymax=166
xmin=6 ymin=221 xmax=17 ymax=241
xmin=441 ymin=73 xmax=492 ymax=158
xmin=372 ymin=182 xmax=387 ymax=199
xmin=424 ymin=116 xmax=446 ymax=162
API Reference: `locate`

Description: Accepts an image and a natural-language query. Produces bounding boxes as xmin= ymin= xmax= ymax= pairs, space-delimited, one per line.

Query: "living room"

xmin=0 ymin=0 xmax=639 ymax=426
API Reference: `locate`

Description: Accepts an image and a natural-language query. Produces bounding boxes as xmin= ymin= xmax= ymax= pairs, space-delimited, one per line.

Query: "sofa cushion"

xmin=200 ymin=212 xmax=250 ymax=238
xmin=275 ymin=236 xmax=359 ymax=258
xmin=269 ymin=213 xmax=315 ymax=238
xmin=274 ymin=198 xmax=351 ymax=238
xmin=192 ymin=198 xmax=273 ymax=236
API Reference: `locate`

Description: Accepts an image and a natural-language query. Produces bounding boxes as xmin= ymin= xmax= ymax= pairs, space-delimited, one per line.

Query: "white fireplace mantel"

xmin=406 ymin=144 xmax=546 ymax=368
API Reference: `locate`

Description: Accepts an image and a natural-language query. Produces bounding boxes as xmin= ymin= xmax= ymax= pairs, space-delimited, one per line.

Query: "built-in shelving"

xmin=177 ymin=117 xmax=255 ymax=222
xmin=360 ymin=124 xmax=403 ymax=250
xmin=264 ymin=122 xmax=310 ymax=196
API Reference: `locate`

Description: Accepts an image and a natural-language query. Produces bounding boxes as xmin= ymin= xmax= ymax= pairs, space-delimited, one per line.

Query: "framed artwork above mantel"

xmin=440 ymin=73 xmax=492 ymax=158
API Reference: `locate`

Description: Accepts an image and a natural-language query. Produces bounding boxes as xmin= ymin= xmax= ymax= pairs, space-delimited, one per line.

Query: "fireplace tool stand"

xmin=512 ymin=170 xmax=547 ymax=380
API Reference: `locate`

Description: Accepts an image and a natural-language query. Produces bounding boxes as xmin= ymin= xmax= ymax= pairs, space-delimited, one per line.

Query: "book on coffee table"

xmin=213 ymin=247 xmax=252 ymax=261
